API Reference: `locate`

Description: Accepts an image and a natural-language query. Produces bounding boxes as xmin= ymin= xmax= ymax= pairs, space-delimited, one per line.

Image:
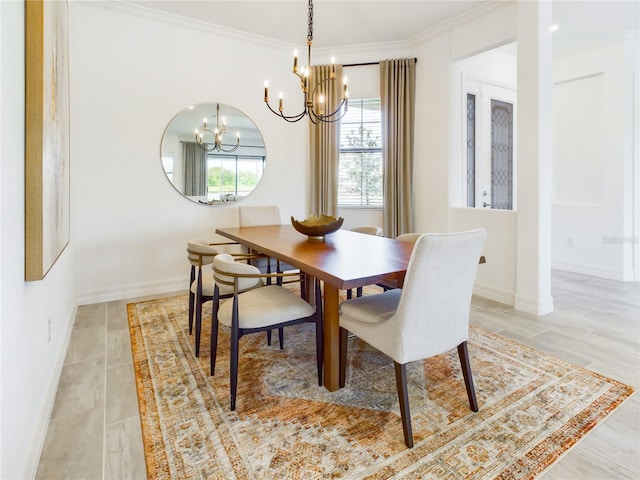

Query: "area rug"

xmin=127 ymin=293 xmax=634 ymax=479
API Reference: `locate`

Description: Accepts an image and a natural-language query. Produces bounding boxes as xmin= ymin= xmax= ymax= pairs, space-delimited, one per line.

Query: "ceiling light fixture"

xmin=263 ymin=0 xmax=349 ymax=124
xmin=195 ymin=103 xmax=240 ymax=153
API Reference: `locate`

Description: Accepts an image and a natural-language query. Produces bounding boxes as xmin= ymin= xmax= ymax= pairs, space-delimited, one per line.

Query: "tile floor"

xmin=35 ymin=270 xmax=639 ymax=479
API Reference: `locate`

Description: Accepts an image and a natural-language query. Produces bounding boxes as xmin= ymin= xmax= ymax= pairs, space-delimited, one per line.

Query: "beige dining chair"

xmin=339 ymin=229 xmax=486 ymax=448
xmin=238 ymin=205 xmax=305 ymax=345
xmin=377 ymin=233 xmax=422 ymax=291
xmin=347 ymin=225 xmax=384 ymax=299
xmin=187 ymin=239 xmax=217 ymax=337
xmin=187 ymin=240 xmax=262 ymax=357
xmin=350 ymin=225 xmax=384 ymax=236
xmin=238 ymin=205 xmax=298 ymax=279
xmin=211 ymin=253 xmax=323 ymax=411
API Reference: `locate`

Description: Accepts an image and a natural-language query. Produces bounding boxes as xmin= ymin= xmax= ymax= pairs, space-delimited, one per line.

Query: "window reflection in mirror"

xmin=160 ymin=103 xmax=266 ymax=205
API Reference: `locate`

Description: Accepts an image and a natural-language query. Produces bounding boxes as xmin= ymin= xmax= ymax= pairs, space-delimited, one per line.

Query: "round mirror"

xmin=160 ymin=103 xmax=266 ymax=204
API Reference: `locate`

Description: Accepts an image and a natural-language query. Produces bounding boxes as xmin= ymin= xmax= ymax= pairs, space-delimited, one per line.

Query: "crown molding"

xmin=98 ymin=1 xmax=303 ymax=51
xmin=408 ymin=0 xmax=515 ymax=47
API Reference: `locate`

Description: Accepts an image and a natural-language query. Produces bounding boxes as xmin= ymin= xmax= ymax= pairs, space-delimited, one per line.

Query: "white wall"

xmin=1 ymin=2 xmax=77 ymax=478
xmin=449 ymin=44 xmax=518 ymax=304
xmin=71 ymin=2 xmax=310 ymax=304
xmin=409 ymin=3 xmax=521 ymax=305
xmin=70 ymin=1 xmax=412 ymax=305
xmin=551 ymin=37 xmax=637 ymax=280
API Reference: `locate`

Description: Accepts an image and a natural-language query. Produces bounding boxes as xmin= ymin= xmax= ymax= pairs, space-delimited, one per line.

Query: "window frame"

xmin=338 ymin=98 xmax=383 ymax=208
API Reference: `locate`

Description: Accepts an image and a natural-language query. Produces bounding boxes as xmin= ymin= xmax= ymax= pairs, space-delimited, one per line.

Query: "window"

xmin=466 ymin=94 xmax=476 ymax=207
xmin=338 ymin=98 xmax=383 ymax=207
xmin=162 ymin=154 xmax=174 ymax=182
xmin=207 ymin=154 xmax=265 ymax=200
xmin=463 ymin=77 xmax=516 ymax=210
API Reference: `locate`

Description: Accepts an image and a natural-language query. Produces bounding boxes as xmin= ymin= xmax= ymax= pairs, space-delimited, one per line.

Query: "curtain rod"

xmin=342 ymin=58 xmax=417 ymax=68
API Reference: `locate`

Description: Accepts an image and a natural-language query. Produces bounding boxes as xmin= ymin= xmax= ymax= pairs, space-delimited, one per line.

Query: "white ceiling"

xmin=126 ymin=0 xmax=639 ymax=57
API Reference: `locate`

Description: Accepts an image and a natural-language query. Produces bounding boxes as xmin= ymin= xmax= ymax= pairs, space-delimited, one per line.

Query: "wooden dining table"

xmin=215 ymin=224 xmax=415 ymax=391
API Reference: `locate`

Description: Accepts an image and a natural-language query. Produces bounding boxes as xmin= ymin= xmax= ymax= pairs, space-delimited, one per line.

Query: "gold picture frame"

xmin=25 ymin=0 xmax=70 ymax=281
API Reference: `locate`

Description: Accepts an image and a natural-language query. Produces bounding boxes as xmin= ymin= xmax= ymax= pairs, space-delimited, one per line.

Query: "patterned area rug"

xmin=128 ymin=293 xmax=634 ymax=479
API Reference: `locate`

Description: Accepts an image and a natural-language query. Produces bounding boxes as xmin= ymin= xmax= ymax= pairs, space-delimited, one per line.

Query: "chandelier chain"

xmin=307 ymin=0 xmax=313 ymax=42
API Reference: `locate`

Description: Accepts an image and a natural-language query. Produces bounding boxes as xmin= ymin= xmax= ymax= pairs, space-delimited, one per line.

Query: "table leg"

xmin=323 ymin=283 xmax=340 ymax=391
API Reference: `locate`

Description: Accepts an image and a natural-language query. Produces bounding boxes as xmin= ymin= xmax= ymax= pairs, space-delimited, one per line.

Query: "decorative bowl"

xmin=291 ymin=214 xmax=344 ymax=239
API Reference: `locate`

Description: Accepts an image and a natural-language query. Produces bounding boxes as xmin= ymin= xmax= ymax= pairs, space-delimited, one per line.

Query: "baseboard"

xmin=472 ymin=283 xmax=515 ymax=307
xmin=551 ymin=261 xmax=626 ymax=282
xmin=77 ymin=277 xmax=186 ymax=305
xmin=21 ymin=301 xmax=78 ymax=479
xmin=514 ymin=294 xmax=554 ymax=316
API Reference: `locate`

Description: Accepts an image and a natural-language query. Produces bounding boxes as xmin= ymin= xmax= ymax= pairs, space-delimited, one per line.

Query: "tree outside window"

xmin=339 ymin=99 xmax=383 ymax=207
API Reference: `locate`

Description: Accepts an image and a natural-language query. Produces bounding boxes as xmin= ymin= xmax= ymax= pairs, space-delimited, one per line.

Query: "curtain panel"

xmin=309 ymin=64 xmax=343 ymax=218
xmin=380 ymin=58 xmax=416 ymax=238
xmin=183 ymin=141 xmax=208 ymax=196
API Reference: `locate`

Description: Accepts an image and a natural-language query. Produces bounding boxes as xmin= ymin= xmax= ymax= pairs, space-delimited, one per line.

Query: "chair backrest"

xmin=395 ymin=233 xmax=421 ymax=245
xmin=239 ymin=205 xmax=281 ymax=227
xmin=187 ymin=239 xmax=218 ymax=266
xmin=392 ymin=229 xmax=486 ymax=362
xmin=213 ymin=254 xmax=264 ymax=293
xmin=351 ymin=226 xmax=383 ymax=236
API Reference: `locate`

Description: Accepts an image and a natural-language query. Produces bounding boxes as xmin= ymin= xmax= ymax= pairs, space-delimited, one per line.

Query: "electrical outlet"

xmin=48 ymin=318 xmax=52 ymax=343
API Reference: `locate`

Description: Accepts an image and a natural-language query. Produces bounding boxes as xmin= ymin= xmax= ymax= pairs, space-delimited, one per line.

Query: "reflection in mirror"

xmin=161 ymin=103 xmax=266 ymax=204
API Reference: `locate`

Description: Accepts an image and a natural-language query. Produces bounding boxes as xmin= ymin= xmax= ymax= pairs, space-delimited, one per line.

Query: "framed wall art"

xmin=25 ymin=0 xmax=70 ymax=281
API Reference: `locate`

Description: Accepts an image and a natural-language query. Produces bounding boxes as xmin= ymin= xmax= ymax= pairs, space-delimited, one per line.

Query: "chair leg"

xmin=356 ymin=287 xmax=363 ymax=298
xmin=346 ymin=289 xmax=353 ymax=300
xmin=300 ymin=273 xmax=307 ymax=300
xmin=195 ymin=267 xmax=203 ymax=357
xmin=339 ymin=327 xmax=349 ymax=388
xmin=210 ymin=292 xmax=220 ymax=376
xmin=188 ymin=265 xmax=195 ymax=334
xmin=457 ymin=341 xmax=478 ymax=412
xmin=394 ymin=362 xmax=414 ymax=448
xmin=276 ymin=259 xmax=283 ymax=286
xmin=230 ymin=301 xmax=240 ymax=411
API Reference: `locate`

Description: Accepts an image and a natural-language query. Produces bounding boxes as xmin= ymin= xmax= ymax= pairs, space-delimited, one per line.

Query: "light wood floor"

xmin=36 ymin=270 xmax=639 ymax=479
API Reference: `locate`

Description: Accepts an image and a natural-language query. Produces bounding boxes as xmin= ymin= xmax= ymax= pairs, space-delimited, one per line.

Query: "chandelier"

xmin=263 ymin=0 xmax=348 ymax=124
xmin=195 ymin=103 xmax=240 ymax=152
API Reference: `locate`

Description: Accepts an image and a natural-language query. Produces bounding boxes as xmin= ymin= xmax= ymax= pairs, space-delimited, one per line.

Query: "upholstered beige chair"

xmin=238 ymin=205 xmax=298 ymax=281
xmin=238 ymin=205 xmax=305 ymax=345
xmin=395 ymin=232 xmax=422 ymax=244
xmin=187 ymin=239 xmax=217 ymax=337
xmin=339 ymin=229 xmax=486 ymax=448
xmin=350 ymin=225 xmax=384 ymax=236
xmin=377 ymin=233 xmax=422 ymax=291
xmin=187 ymin=240 xmax=261 ymax=357
xmin=347 ymin=225 xmax=384 ymax=299
xmin=238 ymin=204 xmax=281 ymax=227
xmin=211 ymin=253 xmax=323 ymax=410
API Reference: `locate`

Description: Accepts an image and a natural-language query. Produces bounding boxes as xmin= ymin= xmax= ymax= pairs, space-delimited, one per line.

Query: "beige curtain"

xmin=183 ymin=142 xmax=208 ymax=196
xmin=309 ymin=64 xmax=343 ymax=217
xmin=380 ymin=59 xmax=416 ymax=238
